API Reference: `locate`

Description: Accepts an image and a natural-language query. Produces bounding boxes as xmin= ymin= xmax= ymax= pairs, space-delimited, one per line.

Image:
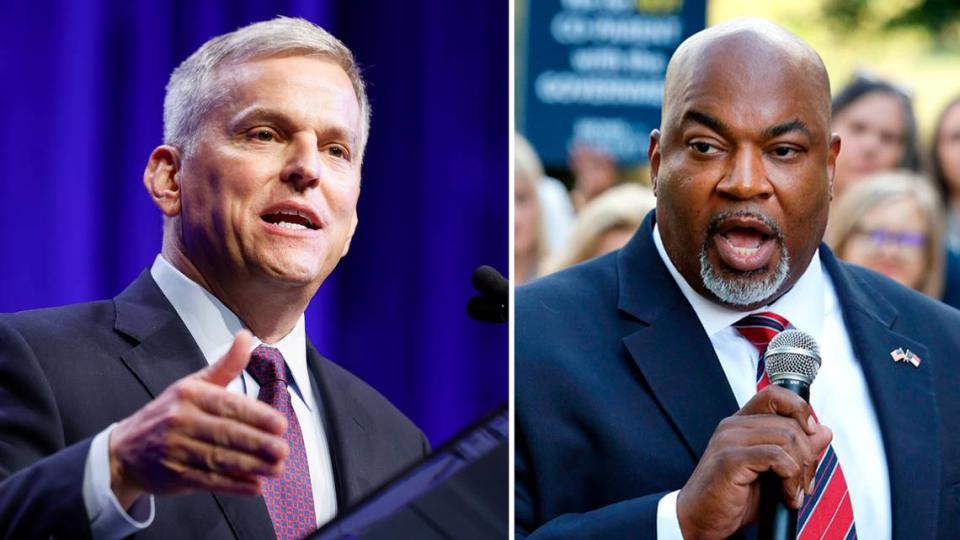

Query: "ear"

xmin=827 ymin=133 xmax=841 ymax=201
xmin=648 ymin=129 xmax=662 ymax=197
xmin=144 ymin=145 xmax=183 ymax=217
xmin=340 ymin=211 xmax=359 ymax=257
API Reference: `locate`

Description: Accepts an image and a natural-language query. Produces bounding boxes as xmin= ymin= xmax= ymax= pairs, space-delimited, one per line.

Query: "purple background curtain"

xmin=0 ymin=0 xmax=508 ymax=447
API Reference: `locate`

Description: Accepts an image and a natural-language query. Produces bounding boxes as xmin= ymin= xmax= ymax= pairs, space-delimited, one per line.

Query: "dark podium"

xmin=309 ymin=405 xmax=508 ymax=539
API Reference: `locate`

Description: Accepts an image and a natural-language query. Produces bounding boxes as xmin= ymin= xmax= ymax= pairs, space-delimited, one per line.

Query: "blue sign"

xmin=520 ymin=0 xmax=706 ymax=167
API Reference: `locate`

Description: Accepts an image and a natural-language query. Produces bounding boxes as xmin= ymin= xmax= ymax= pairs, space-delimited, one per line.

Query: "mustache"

xmin=705 ymin=210 xmax=784 ymax=241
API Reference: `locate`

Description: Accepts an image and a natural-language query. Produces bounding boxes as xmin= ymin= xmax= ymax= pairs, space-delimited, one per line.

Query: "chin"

xmin=257 ymin=256 xmax=326 ymax=287
xmin=699 ymin=248 xmax=791 ymax=307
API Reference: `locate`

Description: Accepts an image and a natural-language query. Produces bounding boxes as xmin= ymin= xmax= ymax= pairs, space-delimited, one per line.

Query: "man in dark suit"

xmin=0 ymin=17 xmax=427 ymax=539
xmin=516 ymin=18 xmax=960 ymax=539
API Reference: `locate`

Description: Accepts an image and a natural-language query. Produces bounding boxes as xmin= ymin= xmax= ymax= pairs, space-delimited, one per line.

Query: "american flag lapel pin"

xmin=890 ymin=347 xmax=921 ymax=367
xmin=904 ymin=349 xmax=922 ymax=367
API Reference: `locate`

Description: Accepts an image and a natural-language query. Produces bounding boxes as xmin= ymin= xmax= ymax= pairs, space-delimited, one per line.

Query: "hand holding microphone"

xmin=677 ymin=329 xmax=831 ymax=540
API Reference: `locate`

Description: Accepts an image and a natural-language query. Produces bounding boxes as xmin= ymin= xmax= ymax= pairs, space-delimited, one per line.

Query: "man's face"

xmin=177 ymin=55 xmax=361 ymax=292
xmin=650 ymin=46 xmax=838 ymax=309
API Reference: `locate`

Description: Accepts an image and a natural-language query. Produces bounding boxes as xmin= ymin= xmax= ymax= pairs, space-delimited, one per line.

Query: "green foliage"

xmin=822 ymin=0 xmax=872 ymax=32
xmin=822 ymin=0 xmax=960 ymax=45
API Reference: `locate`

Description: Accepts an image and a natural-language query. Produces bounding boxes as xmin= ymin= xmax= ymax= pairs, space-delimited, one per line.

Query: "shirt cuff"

xmin=82 ymin=423 xmax=156 ymax=540
xmin=656 ymin=490 xmax=684 ymax=539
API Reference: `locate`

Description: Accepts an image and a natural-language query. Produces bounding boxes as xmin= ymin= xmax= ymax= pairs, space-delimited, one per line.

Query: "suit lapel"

xmin=618 ymin=214 xmax=741 ymax=461
xmin=305 ymin=343 xmax=367 ymax=508
xmin=113 ymin=271 xmax=211 ymax=398
xmin=112 ymin=271 xmax=275 ymax=540
xmin=823 ymin=248 xmax=941 ymax=539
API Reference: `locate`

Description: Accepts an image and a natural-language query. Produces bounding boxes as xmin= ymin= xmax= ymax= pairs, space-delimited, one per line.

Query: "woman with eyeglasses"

xmin=826 ymin=171 xmax=951 ymax=304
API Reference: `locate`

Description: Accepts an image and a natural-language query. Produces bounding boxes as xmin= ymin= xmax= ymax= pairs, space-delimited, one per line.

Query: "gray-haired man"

xmin=0 ymin=17 xmax=427 ymax=540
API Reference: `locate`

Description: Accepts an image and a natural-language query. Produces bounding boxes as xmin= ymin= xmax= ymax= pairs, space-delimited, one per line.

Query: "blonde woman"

xmin=541 ymin=183 xmax=656 ymax=275
xmin=826 ymin=171 xmax=946 ymax=300
xmin=515 ymin=134 xmax=548 ymax=284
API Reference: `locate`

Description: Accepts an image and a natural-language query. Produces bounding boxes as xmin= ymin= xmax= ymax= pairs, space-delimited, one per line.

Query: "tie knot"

xmin=246 ymin=345 xmax=288 ymax=387
xmin=733 ymin=311 xmax=789 ymax=354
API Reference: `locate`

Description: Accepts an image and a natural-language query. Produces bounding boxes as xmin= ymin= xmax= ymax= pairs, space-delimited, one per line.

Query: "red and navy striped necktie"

xmin=734 ymin=312 xmax=857 ymax=540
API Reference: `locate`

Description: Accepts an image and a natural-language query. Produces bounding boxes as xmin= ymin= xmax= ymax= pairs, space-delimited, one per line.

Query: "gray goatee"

xmin=699 ymin=211 xmax=790 ymax=306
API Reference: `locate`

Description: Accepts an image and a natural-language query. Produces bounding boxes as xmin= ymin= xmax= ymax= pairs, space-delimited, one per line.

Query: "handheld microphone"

xmin=758 ymin=329 xmax=821 ymax=540
xmin=467 ymin=265 xmax=508 ymax=323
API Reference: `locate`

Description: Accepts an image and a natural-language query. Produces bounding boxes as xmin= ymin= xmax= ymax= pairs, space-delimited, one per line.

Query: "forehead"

xmin=209 ymin=55 xmax=360 ymax=133
xmin=835 ymin=92 xmax=903 ymax=125
xmin=862 ymin=195 xmax=924 ymax=225
xmin=668 ymin=41 xmax=828 ymax=137
xmin=940 ymin=102 xmax=960 ymax=133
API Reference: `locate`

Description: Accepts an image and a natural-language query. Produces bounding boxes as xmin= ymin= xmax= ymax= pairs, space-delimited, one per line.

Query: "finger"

xmin=191 ymin=384 xmax=287 ymax=435
xmin=165 ymin=432 xmax=285 ymax=478
xmin=739 ymin=445 xmax=806 ymax=509
xmin=804 ymin=424 xmax=834 ymax=494
xmin=737 ymin=385 xmax=817 ymax=435
xmin=162 ymin=457 xmax=263 ymax=496
xmin=179 ymin=409 xmax=289 ymax=464
xmin=715 ymin=416 xmax=818 ymax=495
xmin=718 ymin=416 xmax=815 ymax=458
xmin=197 ymin=330 xmax=253 ymax=387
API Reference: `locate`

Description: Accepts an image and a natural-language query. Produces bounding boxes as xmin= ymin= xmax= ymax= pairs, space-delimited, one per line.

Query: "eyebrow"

xmin=762 ymin=119 xmax=811 ymax=140
xmin=230 ymin=107 xmax=291 ymax=131
xmin=230 ymin=106 xmax=358 ymax=148
xmin=682 ymin=110 xmax=730 ymax=138
xmin=681 ymin=110 xmax=812 ymax=141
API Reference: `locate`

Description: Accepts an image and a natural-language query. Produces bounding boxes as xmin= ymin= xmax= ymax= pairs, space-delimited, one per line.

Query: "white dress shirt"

xmin=650 ymin=225 xmax=891 ymax=539
xmin=83 ymin=254 xmax=337 ymax=539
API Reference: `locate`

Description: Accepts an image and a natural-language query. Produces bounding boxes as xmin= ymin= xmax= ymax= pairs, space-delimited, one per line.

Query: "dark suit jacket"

xmin=0 ymin=271 xmax=429 ymax=539
xmin=941 ymin=248 xmax=960 ymax=311
xmin=516 ymin=212 xmax=960 ymax=539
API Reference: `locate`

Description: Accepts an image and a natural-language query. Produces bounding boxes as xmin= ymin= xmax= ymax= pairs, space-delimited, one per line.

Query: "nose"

xmin=876 ymin=237 xmax=904 ymax=261
xmin=860 ymin=131 xmax=881 ymax=158
xmin=281 ymin=135 xmax=320 ymax=190
xmin=716 ymin=147 xmax=772 ymax=200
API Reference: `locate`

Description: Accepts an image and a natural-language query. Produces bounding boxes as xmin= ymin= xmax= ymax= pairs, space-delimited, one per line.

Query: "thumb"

xmin=197 ymin=330 xmax=253 ymax=387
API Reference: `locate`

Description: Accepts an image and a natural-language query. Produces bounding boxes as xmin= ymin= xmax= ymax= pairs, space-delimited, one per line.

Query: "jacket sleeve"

xmin=515 ymin=428 xmax=662 ymax=539
xmin=0 ymin=318 xmax=94 ymax=540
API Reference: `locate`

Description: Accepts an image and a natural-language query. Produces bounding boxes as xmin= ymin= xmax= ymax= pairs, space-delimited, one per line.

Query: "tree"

xmin=822 ymin=0 xmax=960 ymax=47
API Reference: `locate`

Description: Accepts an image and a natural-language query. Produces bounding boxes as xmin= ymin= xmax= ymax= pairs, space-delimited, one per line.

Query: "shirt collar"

xmin=652 ymin=224 xmax=825 ymax=341
xmin=149 ymin=255 xmax=313 ymax=405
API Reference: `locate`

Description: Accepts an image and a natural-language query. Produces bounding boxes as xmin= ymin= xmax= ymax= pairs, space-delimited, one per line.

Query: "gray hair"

xmin=163 ymin=16 xmax=370 ymax=159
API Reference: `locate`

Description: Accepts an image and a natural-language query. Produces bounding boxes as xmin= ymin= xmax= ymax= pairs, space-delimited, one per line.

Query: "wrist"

xmin=676 ymin=489 xmax=718 ymax=540
xmin=108 ymin=425 xmax=144 ymax=509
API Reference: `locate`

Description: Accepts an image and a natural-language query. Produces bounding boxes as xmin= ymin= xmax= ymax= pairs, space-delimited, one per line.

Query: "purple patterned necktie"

xmin=246 ymin=346 xmax=316 ymax=540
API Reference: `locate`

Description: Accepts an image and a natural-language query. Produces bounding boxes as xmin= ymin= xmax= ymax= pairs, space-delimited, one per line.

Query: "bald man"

xmin=516 ymin=18 xmax=960 ymax=539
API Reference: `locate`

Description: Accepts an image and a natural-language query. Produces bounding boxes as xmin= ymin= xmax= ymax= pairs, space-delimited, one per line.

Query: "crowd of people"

xmin=514 ymin=134 xmax=655 ymax=284
xmin=516 ymin=74 xmax=960 ymax=312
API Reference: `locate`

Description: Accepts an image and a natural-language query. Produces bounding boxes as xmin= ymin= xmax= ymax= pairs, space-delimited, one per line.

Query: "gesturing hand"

xmin=677 ymin=385 xmax=833 ymax=540
xmin=108 ymin=330 xmax=289 ymax=508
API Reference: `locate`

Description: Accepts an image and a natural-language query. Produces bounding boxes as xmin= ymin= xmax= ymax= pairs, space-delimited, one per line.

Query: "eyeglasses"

xmin=852 ymin=228 xmax=927 ymax=250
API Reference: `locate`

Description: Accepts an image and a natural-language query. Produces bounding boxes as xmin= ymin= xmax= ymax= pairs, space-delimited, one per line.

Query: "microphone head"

xmin=472 ymin=265 xmax=508 ymax=301
xmin=764 ymin=329 xmax=821 ymax=386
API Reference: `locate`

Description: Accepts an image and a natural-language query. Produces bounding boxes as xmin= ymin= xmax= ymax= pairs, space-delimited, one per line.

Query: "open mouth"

xmin=261 ymin=208 xmax=319 ymax=231
xmin=709 ymin=213 xmax=780 ymax=272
